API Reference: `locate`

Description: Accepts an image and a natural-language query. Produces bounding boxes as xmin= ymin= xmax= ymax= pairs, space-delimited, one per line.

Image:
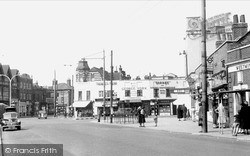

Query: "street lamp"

xmin=179 ymin=50 xmax=188 ymax=78
xmin=0 ymin=74 xmax=19 ymax=106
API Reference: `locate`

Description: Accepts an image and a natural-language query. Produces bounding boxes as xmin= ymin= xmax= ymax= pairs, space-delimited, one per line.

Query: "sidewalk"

xmin=94 ymin=116 xmax=250 ymax=142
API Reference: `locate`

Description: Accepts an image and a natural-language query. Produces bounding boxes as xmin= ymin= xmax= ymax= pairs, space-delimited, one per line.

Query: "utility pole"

xmin=201 ymin=0 xmax=208 ymax=133
xmin=53 ymin=70 xmax=57 ymax=117
xmin=103 ymin=50 xmax=106 ymax=120
xmin=110 ymin=50 xmax=113 ymax=123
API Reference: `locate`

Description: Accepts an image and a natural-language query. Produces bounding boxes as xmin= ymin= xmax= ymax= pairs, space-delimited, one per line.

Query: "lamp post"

xmin=0 ymin=74 xmax=19 ymax=106
xmin=179 ymin=50 xmax=188 ymax=78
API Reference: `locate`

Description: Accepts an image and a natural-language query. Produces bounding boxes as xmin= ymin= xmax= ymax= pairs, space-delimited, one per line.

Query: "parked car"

xmin=38 ymin=110 xmax=47 ymax=119
xmin=1 ymin=110 xmax=21 ymax=131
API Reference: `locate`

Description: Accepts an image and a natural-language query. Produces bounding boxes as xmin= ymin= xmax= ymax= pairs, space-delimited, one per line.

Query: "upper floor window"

xmin=78 ymin=91 xmax=82 ymax=101
xmin=137 ymin=90 xmax=143 ymax=97
xmin=125 ymin=90 xmax=130 ymax=97
xmin=86 ymin=91 xmax=91 ymax=100
xmin=99 ymin=91 xmax=104 ymax=97
xmin=154 ymin=89 xmax=159 ymax=98
xmin=166 ymin=89 xmax=171 ymax=97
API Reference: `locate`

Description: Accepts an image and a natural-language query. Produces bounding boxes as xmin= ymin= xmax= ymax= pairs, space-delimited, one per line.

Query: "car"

xmin=1 ymin=111 xmax=21 ymax=131
xmin=38 ymin=111 xmax=47 ymax=119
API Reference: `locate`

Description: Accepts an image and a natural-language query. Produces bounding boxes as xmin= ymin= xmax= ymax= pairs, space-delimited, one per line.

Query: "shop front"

xmin=150 ymin=99 xmax=176 ymax=116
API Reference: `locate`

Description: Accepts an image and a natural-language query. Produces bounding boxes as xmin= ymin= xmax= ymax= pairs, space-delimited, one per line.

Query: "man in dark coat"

xmin=177 ymin=105 xmax=183 ymax=121
xmin=182 ymin=104 xmax=187 ymax=121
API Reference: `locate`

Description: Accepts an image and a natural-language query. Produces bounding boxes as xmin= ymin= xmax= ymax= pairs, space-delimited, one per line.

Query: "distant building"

xmin=73 ymin=59 xmax=190 ymax=117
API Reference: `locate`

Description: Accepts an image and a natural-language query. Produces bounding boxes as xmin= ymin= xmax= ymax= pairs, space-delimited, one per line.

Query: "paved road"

xmin=1 ymin=117 xmax=250 ymax=156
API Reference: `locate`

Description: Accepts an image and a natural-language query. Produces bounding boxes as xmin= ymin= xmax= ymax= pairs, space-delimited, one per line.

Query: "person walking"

xmin=137 ymin=106 xmax=142 ymax=127
xmin=154 ymin=113 xmax=158 ymax=127
xmin=239 ymin=101 xmax=249 ymax=134
xmin=198 ymin=102 xmax=203 ymax=132
xmin=177 ymin=105 xmax=183 ymax=121
xmin=140 ymin=107 xmax=146 ymax=127
xmin=215 ymin=100 xmax=226 ymax=134
xmin=182 ymin=104 xmax=187 ymax=121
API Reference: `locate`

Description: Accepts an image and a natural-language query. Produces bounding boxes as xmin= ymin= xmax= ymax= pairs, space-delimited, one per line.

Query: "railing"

xmin=104 ymin=113 xmax=138 ymax=124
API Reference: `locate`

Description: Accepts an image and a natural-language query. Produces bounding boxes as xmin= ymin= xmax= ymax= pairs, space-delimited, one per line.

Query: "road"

xmin=1 ymin=117 xmax=250 ymax=156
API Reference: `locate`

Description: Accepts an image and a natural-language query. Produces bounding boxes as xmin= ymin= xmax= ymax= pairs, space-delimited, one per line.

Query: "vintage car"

xmin=1 ymin=111 xmax=21 ymax=131
xmin=38 ymin=110 xmax=47 ymax=119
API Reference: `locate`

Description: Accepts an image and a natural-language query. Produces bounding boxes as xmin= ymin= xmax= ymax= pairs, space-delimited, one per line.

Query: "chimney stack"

xmin=232 ymin=14 xmax=248 ymax=40
xmin=240 ymin=15 xmax=245 ymax=23
xmin=67 ymin=79 xmax=71 ymax=86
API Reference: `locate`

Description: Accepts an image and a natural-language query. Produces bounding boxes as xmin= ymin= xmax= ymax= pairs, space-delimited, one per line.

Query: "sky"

xmin=0 ymin=0 xmax=250 ymax=86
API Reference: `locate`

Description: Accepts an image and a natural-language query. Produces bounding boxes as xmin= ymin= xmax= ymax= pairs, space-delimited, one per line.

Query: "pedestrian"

xmin=238 ymin=101 xmax=249 ymax=134
xmin=215 ymin=100 xmax=226 ymax=134
xmin=137 ymin=106 xmax=142 ymax=127
xmin=232 ymin=113 xmax=240 ymax=136
xmin=182 ymin=104 xmax=187 ymax=121
xmin=154 ymin=113 xmax=158 ymax=127
xmin=140 ymin=107 xmax=146 ymax=127
xmin=177 ymin=105 xmax=183 ymax=121
xmin=198 ymin=102 xmax=203 ymax=132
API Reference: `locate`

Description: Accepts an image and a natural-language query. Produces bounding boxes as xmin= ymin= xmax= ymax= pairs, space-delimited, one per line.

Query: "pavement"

xmin=93 ymin=115 xmax=250 ymax=142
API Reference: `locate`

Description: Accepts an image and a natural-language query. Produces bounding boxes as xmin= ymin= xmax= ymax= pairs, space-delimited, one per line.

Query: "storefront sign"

xmin=228 ymin=62 xmax=250 ymax=73
xmin=152 ymin=81 xmax=170 ymax=88
xmin=121 ymin=87 xmax=146 ymax=90
xmin=96 ymin=82 xmax=117 ymax=86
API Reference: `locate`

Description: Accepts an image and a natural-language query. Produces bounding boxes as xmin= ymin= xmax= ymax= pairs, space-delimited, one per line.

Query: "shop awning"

xmin=72 ymin=101 xmax=91 ymax=108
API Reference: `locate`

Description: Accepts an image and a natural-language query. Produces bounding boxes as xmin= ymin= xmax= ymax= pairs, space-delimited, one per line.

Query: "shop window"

xmin=125 ymin=90 xmax=130 ymax=97
xmin=137 ymin=90 xmax=143 ymax=97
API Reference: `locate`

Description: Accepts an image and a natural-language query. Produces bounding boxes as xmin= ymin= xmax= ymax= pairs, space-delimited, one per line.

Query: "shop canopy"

xmin=72 ymin=101 xmax=92 ymax=108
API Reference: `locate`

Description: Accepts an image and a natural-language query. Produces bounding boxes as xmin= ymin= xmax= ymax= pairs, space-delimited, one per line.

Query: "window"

xmin=221 ymin=60 xmax=225 ymax=68
xmin=78 ymin=91 xmax=82 ymax=101
xmin=160 ymin=90 xmax=166 ymax=95
xmin=137 ymin=90 xmax=143 ymax=97
xmin=86 ymin=91 xmax=91 ymax=100
xmin=125 ymin=90 xmax=130 ymax=97
xmin=154 ymin=89 xmax=159 ymax=98
xmin=106 ymin=91 xmax=111 ymax=97
xmin=166 ymin=89 xmax=171 ymax=97
xmin=61 ymin=97 xmax=64 ymax=103
xmin=99 ymin=91 xmax=104 ymax=97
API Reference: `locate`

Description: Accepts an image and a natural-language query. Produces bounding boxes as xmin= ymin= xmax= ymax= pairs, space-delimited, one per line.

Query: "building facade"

xmin=73 ymin=59 xmax=191 ymax=117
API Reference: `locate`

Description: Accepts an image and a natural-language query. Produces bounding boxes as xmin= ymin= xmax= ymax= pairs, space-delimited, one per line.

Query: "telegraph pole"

xmin=53 ymin=70 xmax=57 ymax=117
xmin=110 ymin=50 xmax=113 ymax=123
xmin=201 ymin=0 xmax=208 ymax=133
xmin=103 ymin=50 xmax=106 ymax=120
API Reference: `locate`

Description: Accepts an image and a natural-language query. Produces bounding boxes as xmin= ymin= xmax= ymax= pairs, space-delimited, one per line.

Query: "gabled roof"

xmin=2 ymin=65 xmax=12 ymax=77
xmin=57 ymin=83 xmax=73 ymax=90
xmin=21 ymin=73 xmax=31 ymax=79
xmin=11 ymin=69 xmax=19 ymax=76
xmin=90 ymin=67 xmax=110 ymax=80
xmin=0 ymin=63 xmax=3 ymax=75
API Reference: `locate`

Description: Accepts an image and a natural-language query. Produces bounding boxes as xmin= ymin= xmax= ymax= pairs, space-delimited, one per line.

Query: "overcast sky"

xmin=1 ymin=0 xmax=250 ymax=86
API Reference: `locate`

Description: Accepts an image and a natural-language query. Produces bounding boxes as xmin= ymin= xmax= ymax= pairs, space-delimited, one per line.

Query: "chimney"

xmin=67 ymin=79 xmax=71 ymax=86
xmin=232 ymin=14 xmax=248 ymax=40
